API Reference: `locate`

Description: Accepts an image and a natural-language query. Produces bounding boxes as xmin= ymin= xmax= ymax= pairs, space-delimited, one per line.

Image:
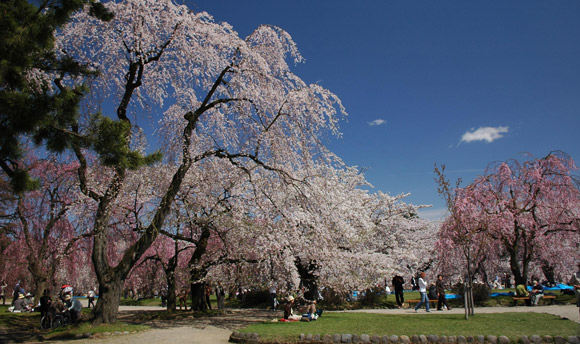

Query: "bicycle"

xmin=40 ymin=310 xmax=71 ymax=329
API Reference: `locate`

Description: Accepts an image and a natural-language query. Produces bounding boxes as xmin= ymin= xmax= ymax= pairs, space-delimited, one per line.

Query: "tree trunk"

xmin=187 ymin=226 xmax=211 ymax=311
xmin=190 ymin=281 xmax=207 ymax=311
xmin=295 ymin=257 xmax=319 ymax=300
xmin=27 ymin=260 xmax=49 ymax=305
xmin=541 ymin=260 xmax=555 ymax=285
xmin=507 ymin=245 xmax=526 ymax=286
xmin=92 ymin=277 xmax=123 ymax=324
xmin=165 ymin=270 xmax=177 ymax=312
xmin=32 ymin=279 xmax=49 ymax=306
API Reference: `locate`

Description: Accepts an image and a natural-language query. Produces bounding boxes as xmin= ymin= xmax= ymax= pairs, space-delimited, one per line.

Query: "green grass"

xmin=0 ymin=305 xmax=38 ymax=328
xmin=120 ymin=297 xmax=165 ymax=306
xmin=240 ymin=312 xmax=580 ymax=343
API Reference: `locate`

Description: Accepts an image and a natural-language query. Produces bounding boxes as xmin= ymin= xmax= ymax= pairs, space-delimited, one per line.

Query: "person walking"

xmin=0 ymin=281 xmax=6 ymax=305
xmin=436 ymin=275 xmax=451 ymax=311
xmin=569 ymin=262 xmax=580 ymax=320
xmin=414 ymin=272 xmax=430 ymax=313
xmin=269 ymin=283 xmax=277 ymax=311
xmin=204 ymin=283 xmax=212 ymax=310
xmin=87 ymin=288 xmax=96 ymax=308
xmin=215 ymin=283 xmax=225 ymax=310
xmin=392 ymin=275 xmax=405 ymax=308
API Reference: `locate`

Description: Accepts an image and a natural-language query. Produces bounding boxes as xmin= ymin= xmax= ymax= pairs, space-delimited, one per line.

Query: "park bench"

xmin=407 ymin=299 xmax=439 ymax=309
xmin=512 ymin=295 xmax=556 ymax=306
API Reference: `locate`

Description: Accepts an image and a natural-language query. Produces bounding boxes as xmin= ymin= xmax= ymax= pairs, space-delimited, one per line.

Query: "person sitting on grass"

xmin=283 ymin=296 xmax=302 ymax=321
xmin=12 ymin=293 xmax=29 ymax=312
xmin=295 ymin=287 xmax=323 ymax=320
xmin=24 ymin=292 xmax=34 ymax=309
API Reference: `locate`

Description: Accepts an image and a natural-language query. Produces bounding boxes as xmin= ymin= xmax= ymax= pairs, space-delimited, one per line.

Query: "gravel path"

xmin=68 ymin=325 xmax=233 ymax=344
xmin=35 ymin=304 xmax=580 ymax=343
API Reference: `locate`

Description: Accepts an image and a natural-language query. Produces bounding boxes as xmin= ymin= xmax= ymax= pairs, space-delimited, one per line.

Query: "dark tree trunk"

xmin=295 ymin=257 xmax=319 ymax=301
xmin=166 ymin=270 xmax=177 ymax=312
xmin=507 ymin=242 xmax=526 ymax=286
xmin=190 ymin=281 xmax=207 ymax=311
xmin=541 ymin=260 xmax=555 ymax=285
xmin=92 ymin=277 xmax=123 ymax=324
xmin=187 ymin=226 xmax=211 ymax=311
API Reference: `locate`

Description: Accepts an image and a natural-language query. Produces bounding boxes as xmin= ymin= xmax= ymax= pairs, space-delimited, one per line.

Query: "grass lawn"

xmin=239 ymin=312 xmax=580 ymax=343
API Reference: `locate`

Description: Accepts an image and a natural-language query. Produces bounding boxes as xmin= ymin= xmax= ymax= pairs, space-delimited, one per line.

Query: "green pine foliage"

xmin=0 ymin=0 xmax=157 ymax=191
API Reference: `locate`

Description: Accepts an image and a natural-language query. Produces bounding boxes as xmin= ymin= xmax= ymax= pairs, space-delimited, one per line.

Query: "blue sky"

xmin=187 ymin=1 xmax=580 ymax=220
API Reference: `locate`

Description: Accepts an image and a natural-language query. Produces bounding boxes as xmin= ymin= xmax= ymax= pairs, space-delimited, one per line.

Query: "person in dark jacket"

xmin=391 ymin=275 xmax=405 ymax=308
xmin=436 ymin=274 xmax=451 ymax=311
xmin=39 ymin=289 xmax=52 ymax=318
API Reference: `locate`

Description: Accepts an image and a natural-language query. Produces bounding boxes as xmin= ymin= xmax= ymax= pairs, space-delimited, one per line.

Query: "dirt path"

xmin=41 ymin=308 xmax=279 ymax=344
xmin=66 ymin=325 xmax=233 ymax=344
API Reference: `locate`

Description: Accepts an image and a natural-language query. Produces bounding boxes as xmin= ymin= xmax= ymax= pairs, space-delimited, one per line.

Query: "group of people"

xmin=38 ymin=285 xmax=84 ymax=323
xmin=405 ymin=272 xmax=452 ymax=313
xmin=4 ymin=281 xmax=84 ymax=324
xmin=6 ymin=281 xmax=35 ymax=312
xmin=393 ymin=273 xmax=452 ymax=312
xmin=515 ymin=280 xmax=545 ymax=306
xmin=282 ymin=290 xmax=322 ymax=322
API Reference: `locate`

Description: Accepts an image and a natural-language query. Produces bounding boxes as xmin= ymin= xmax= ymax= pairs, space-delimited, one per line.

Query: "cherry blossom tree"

xmin=0 ymin=153 xmax=94 ymax=302
xmin=54 ymin=0 xmax=345 ymax=323
xmin=135 ymin=227 xmax=194 ymax=312
xmin=436 ymin=152 xmax=580 ymax=290
xmin=246 ymin=165 xmax=434 ymax=299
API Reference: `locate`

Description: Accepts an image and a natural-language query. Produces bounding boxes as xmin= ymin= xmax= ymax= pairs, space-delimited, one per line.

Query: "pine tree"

xmin=0 ymin=0 xmax=112 ymax=192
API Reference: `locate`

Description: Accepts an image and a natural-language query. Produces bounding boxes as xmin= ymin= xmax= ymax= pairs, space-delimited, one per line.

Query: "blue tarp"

xmin=526 ymin=283 xmax=573 ymax=291
xmin=490 ymin=292 xmax=514 ymax=297
xmin=445 ymin=293 xmax=461 ymax=299
xmin=548 ymin=283 xmax=573 ymax=290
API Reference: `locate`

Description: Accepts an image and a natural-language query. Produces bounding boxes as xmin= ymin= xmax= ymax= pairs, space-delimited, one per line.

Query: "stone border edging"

xmin=229 ymin=332 xmax=580 ymax=344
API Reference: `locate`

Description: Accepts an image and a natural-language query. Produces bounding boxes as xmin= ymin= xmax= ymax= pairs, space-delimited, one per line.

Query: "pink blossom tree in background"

xmin=133 ymin=233 xmax=193 ymax=312
xmin=2 ymin=154 xmax=89 ymax=302
xmin=0 ymin=177 xmax=19 ymax=286
xmin=56 ymin=0 xmax=345 ymax=323
xmin=436 ymin=152 xmax=580 ymax=291
xmin=480 ymin=152 xmax=580 ymax=285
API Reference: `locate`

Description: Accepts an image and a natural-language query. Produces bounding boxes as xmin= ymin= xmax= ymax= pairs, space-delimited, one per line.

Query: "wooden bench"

xmin=407 ymin=299 xmax=439 ymax=308
xmin=512 ymin=295 xmax=556 ymax=306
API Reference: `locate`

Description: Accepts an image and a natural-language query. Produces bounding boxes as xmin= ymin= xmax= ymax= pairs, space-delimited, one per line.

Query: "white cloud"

xmin=368 ymin=119 xmax=387 ymax=126
xmin=460 ymin=126 xmax=509 ymax=143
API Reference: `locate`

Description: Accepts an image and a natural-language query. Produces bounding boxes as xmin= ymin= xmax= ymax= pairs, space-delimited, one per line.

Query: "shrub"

xmin=358 ymin=287 xmax=383 ymax=306
xmin=453 ymin=282 xmax=490 ymax=303
xmin=240 ymin=289 xmax=270 ymax=308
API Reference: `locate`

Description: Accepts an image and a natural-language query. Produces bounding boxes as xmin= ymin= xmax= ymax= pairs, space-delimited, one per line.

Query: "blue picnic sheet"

xmin=526 ymin=283 xmax=573 ymax=291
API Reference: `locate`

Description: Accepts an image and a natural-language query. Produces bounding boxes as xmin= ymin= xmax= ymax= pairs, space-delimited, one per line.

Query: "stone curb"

xmin=229 ymin=333 xmax=580 ymax=344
